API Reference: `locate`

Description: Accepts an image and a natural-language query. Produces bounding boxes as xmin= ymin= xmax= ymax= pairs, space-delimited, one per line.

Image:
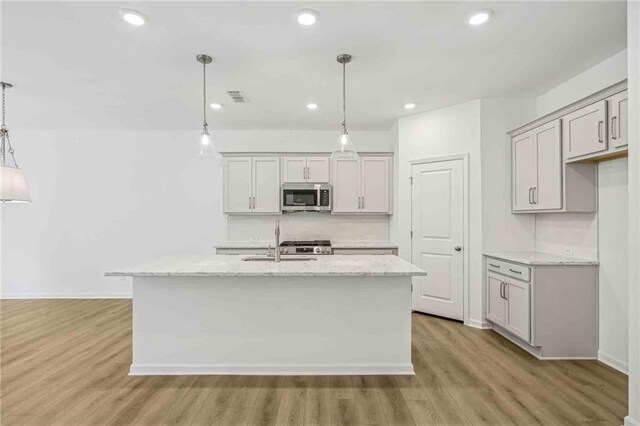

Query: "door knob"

xmin=454 ymin=246 xmax=462 ymax=252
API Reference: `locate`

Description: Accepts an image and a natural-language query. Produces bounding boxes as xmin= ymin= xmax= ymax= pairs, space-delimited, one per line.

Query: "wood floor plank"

xmin=0 ymin=300 xmax=628 ymax=426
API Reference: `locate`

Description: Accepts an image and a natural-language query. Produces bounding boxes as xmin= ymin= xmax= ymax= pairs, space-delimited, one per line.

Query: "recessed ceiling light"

xmin=119 ymin=9 xmax=147 ymax=26
xmin=297 ymin=9 xmax=318 ymax=26
xmin=467 ymin=9 xmax=493 ymax=26
xmin=306 ymin=103 xmax=318 ymax=110
xmin=404 ymin=103 xmax=417 ymax=110
xmin=210 ymin=103 xmax=223 ymax=110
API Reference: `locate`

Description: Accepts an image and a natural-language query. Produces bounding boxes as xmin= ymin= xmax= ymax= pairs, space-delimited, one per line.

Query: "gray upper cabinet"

xmin=224 ymin=157 xmax=281 ymax=215
xmin=512 ymin=120 xmax=563 ymax=212
xmin=563 ymin=100 xmax=608 ymax=160
xmin=608 ymin=90 xmax=628 ymax=149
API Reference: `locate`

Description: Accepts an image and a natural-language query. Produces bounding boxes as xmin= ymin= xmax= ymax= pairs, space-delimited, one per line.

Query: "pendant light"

xmin=0 ymin=82 xmax=31 ymax=203
xmin=331 ymin=54 xmax=358 ymax=159
xmin=196 ymin=54 xmax=218 ymax=158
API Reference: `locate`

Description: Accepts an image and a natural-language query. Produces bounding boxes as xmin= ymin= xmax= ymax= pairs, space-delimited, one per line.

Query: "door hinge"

xmin=409 ymin=176 xmax=413 ymax=185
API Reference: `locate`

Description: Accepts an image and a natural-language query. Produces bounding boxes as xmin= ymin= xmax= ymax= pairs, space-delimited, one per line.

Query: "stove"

xmin=279 ymin=240 xmax=333 ymax=255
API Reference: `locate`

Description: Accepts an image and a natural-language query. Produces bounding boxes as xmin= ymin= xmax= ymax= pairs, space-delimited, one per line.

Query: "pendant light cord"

xmin=342 ymin=62 xmax=346 ymax=130
xmin=0 ymin=83 xmax=16 ymax=167
xmin=1 ymin=83 xmax=6 ymax=129
xmin=202 ymin=61 xmax=208 ymax=128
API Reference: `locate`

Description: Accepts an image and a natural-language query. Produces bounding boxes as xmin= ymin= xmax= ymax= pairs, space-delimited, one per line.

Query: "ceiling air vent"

xmin=227 ymin=90 xmax=247 ymax=103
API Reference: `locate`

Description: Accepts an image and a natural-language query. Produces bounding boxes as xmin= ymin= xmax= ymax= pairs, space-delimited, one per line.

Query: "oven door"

xmin=282 ymin=188 xmax=319 ymax=211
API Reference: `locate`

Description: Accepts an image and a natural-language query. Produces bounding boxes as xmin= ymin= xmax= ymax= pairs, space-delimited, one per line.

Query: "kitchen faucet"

xmin=274 ymin=219 xmax=281 ymax=263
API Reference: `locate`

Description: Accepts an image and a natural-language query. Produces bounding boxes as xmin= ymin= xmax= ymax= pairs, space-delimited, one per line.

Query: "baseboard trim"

xmin=625 ymin=415 xmax=640 ymax=426
xmin=465 ymin=318 xmax=492 ymax=329
xmin=0 ymin=293 xmax=132 ymax=300
xmin=598 ymin=351 xmax=629 ymax=374
xmin=129 ymin=363 xmax=415 ymax=376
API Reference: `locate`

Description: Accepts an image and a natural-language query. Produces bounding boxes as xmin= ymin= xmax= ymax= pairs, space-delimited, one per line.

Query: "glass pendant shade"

xmin=331 ymin=128 xmax=358 ymax=159
xmin=199 ymin=126 xmax=219 ymax=158
xmin=1 ymin=165 xmax=31 ymax=203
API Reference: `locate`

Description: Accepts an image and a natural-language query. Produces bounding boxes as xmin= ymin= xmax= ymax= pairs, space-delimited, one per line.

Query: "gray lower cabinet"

xmin=485 ymin=256 xmax=598 ymax=359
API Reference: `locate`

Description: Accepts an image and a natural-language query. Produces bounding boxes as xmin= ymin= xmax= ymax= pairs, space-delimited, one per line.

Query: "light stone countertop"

xmin=484 ymin=251 xmax=599 ymax=266
xmin=214 ymin=242 xmax=399 ymax=249
xmin=106 ymin=254 xmax=426 ymax=277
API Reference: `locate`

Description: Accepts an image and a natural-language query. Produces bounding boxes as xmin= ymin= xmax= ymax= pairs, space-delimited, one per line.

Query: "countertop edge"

xmin=484 ymin=252 xmax=599 ymax=266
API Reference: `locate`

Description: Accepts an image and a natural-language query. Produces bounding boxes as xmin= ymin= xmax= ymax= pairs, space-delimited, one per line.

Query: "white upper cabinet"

xmin=252 ymin=158 xmax=281 ymax=213
xmin=360 ymin=157 xmax=390 ymax=213
xmin=224 ymin=157 xmax=253 ymax=214
xmin=282 ymin=156 xmax=330 ymax=183
xmin=224 ymin=157 xmax=280 ymax=214
xmin=306 ymin=157 xmax=330 ymax=183
xmin=563 ymin=100 xmax=608 ymax=160
xmin=608 ymin=90 xmax=628 ymax=149
xmin=332 ymin=156 xmax=392 ymax=214
xmin=282 ymin=157 xmax=307 ymax=183
xmin=332 ymin=158 xmax=361 ymax=213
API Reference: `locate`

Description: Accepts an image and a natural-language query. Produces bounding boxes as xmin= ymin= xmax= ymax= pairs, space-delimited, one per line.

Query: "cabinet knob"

xmin=454 ymin=246 xmax=462 ymax=252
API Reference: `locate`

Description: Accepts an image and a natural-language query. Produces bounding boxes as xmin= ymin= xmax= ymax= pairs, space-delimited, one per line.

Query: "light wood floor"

xmin=0 ymin=299 xmax=627 ymax=426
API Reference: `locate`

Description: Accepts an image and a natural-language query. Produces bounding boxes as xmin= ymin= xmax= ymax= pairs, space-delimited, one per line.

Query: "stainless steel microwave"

xmin=281 ymin=184 xmax=332 ymax=212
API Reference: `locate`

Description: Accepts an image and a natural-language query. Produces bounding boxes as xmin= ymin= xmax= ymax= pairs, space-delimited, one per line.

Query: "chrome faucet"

xmin=274 ymin=219 xmax=281 ymax=263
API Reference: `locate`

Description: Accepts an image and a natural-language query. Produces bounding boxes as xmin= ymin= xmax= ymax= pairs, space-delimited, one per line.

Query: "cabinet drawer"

xmin=486 ymin=258 xmax=531 ymax=282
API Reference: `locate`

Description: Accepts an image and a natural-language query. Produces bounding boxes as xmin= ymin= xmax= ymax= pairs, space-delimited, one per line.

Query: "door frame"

xmin=409 ymin=153 xmax=470 ymax=324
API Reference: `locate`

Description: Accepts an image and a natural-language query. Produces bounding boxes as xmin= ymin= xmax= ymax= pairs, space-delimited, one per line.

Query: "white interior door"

xmin=411 ymin=158 xmax=464 ymax=320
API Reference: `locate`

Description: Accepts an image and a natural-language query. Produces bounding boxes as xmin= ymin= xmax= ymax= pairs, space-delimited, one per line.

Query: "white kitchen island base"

xmin=131 ymin=275 xmax=413 ymax=375
xmin=107 ymin=255 xmax=426 ymax=376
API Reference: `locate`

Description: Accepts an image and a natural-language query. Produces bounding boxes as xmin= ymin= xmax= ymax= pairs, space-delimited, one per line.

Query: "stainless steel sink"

xmin=241 ymin=256 xmax=316 ymax=262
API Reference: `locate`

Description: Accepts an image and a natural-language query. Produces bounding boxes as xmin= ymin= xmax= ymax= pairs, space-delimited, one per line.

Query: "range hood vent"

xmin=227 ymin=90 xmax=247 ymax=103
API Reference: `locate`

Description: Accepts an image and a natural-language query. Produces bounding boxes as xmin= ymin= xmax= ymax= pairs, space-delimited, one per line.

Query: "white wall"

xmin=625 ymin=2 xmax=639 ymax=425
xmin=397 ymin=100 xmax=483 ymax=324
xmin=0 ymin=129 xmax=391 ymax=298
xmin=598 ymin=157 xmax=629 ymax=373
xmin=536 ymin=49 xmax=627 ymax=116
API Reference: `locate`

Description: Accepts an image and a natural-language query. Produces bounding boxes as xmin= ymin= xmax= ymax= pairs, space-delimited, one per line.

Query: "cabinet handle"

xmin=508 ymin=268 xmax=522 ymax=274
xmin=611 ymin=116 xmax=617 ymax=140
xmin=249 ymin=196 xmax=252 ymax=210
xmin=306 ymin=167 xmax=310 ymax=180
xmin=362 ymin=196 xmax=365 ymax=210
xmin=598 ymin=120 xmax=603 ymax=143
xmin=528 ymin=188 xmax=532 ymax=205
xmin=533 ymin=187 xmax=537 ymax=205
xmin=500 ymin=282 xmax=505 ymax=299
xmin=489 ymin=263 xmax=500 ymax=268
xmin=503 ymin=283 xmax=508 ymax=300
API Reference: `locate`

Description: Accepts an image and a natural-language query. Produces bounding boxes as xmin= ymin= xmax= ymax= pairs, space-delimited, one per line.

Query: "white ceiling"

xmin=1 ymin=1 xmax=627 ymax=131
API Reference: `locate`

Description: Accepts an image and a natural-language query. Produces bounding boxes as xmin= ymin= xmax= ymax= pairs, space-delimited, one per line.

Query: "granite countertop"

xmin=214 ymin=242 xmax=399 ymax=249
xmin=106 ymin=255 xmax=426 ymax=278
xmin=484 ymin=251 xmax=599 ymax=266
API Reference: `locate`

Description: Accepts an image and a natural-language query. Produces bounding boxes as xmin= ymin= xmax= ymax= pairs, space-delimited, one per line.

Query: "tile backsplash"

xmin=225 ymin=214 xmax=390 ymax=243
xmin=535 ymin=213 xmax=598 ymax=259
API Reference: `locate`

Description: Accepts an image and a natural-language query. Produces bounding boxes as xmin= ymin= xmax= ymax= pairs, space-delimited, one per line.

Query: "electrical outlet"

xmin=563 ymin=246 xmax=574 ymax=256
xmin=249 ymin=236 xmax=259 ymax=242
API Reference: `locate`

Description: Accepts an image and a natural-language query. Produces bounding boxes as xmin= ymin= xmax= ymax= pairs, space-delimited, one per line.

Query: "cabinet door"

xmin=252 ymin=157 xmax=281 ymax=213
xmin=224 ymin=157 xmax=253 ymax=213
xmin=512 ymin=132 xmax=536 ymax=211
xmin=505 ymin=279 xmax=531 ymax=342
xmin=332 ymin=159 xmax=361 ymax=213
xmin=563 ymin=100 xmax=608 ymax=159
xmin=608 ymin=91 xmax=628 ymax=149
xmin=282 ymin=157 xmax=307 ymax=183
xmin=486 ymin=272 xmax=506 ymax=326
xmin=360 ymin=157 xmax=390 ymax=213
xmin=533 ymin=120 xmax=562 ymax=210
xmin=306 ymin=157 xmax=330 ymax=183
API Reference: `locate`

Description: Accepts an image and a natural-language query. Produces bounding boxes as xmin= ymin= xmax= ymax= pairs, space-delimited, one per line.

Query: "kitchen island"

xmin=107 ymin=255 xmax=426 ymax=376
